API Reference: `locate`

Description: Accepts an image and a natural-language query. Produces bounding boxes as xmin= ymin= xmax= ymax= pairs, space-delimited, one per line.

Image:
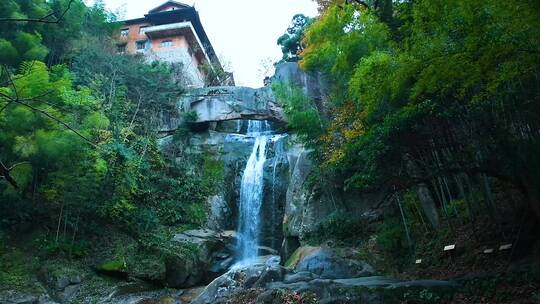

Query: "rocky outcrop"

xmin=191 ymin=255 xmax=285 ymax=304
xmin=188 ymin=250 xmax=456 ymax=304
xmin=166 ymin=229 xmax=236 ymax=288
xmin=0 ymin=291 xmax=58 ymax=304
xmin=38 ymin=263 xmax=83 ymax=303
xmin=282 ymin=142 xmax=389 ymax=251
xmin=267 ymin=276 xmax=457 ymax=304
xmin=285 ymin=246 xmax=375 ymax=279
xmin=180 ymin=86 xmax=287 ymax=125
xmin=271 ymin=62 xmax=328 ymax=102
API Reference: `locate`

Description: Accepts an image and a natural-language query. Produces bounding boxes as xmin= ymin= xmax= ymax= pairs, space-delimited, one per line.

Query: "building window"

xmin=161 ymin=40 xmax=173 ymax=48
xmin=120 ymin=28 xmax=129 ymax=37
xmin=136 ymin=40 xmax=147 ymax=50
xmin=117 ymin=44 xmax=126 ymax=53
xmin=139 ymin=26 xmax=148 ymax=35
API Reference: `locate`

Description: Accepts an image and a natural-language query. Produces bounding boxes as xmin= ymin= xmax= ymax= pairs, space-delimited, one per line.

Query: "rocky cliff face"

xmin=159 ymin=62 xmax=388 ymax=262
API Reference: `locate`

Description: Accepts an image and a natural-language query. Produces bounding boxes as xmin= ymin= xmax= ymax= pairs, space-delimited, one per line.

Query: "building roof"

xmin=121 ymin=3 xmax=222 ymax=72
xmin=148 ymin=1 xmax=191 ymax=14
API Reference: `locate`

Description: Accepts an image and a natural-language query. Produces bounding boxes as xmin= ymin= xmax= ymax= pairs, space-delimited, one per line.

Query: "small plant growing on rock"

xmin=281 ymin=291 xmax=317 ymax=304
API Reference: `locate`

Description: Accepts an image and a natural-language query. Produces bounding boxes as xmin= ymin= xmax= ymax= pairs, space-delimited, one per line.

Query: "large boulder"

xmin=180 ymin=86 xmax=286 ymax=125
xmin=38 ymin=262 xmax=83 ymax=303
xmin=286 ymin=246 xmax=374 ymax=279
xmin=191 ymin=256 xmax=285 ymax=304
xmin=165 ymin=229 xmax=236 ymax=288
xmin=267 ymin=276 xmax=457 ymax=304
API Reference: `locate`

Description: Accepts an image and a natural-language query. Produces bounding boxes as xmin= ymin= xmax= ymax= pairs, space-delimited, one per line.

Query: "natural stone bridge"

xmin=179 ymin=86 xmax=287 ymax=124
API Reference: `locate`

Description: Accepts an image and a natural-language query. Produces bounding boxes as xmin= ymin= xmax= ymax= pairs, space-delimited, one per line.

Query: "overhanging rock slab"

xmin=180 ymin=86 xmax=287 ymax=124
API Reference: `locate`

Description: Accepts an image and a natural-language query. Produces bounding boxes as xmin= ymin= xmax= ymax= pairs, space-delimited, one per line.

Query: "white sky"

xmin=87 ymin=0 xmax=318 ymax=88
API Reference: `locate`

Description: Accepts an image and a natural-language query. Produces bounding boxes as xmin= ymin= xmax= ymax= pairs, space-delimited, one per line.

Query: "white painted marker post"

xmin=499 ymin=244 xmax=512 ymax=251
xmin=443 ymin=244 xmax=456 ymax=266
xmin=444 ymin=244 xmax=456 ymax=252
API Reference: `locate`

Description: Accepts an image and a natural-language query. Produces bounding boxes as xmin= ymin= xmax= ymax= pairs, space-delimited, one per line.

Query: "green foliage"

xmin=35 ymin=237 xmax=89 ymax=258
xmin=273 ymin=82 xmax=324 ymax=147
xmin=277 ymin=14 xmax=314 ymax=63
xmin=376 ymin=217 xmax=411 ymax=267
xmin=0 ymin=0 xmax=210 ymax=267
xmin=0 ymin=247 xmax=38 ymax=290
xmin=401 ymin=289 xmax=443 ymax=304
xmin=284 ymin=0 xmax=540 ymax=222
xmin=0 ymin=0 xmax=118 ymax=67
xmin=304 ymin=211 xmax=367 ymax=246
xmin=183 ymin=110 xmax=198 ymax=123
xmin=99 ymin=259 xmax=126 ymax=272
xmin=201 ymin=152 xmax=224 ymax=195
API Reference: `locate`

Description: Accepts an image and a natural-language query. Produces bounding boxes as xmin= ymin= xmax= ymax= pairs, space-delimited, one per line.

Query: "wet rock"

xmin=333 ymin=276 xmax=399 ymax=288
xmin=283 ymin=271 xmax=319 ymax=284
xmin=38 ymin=263 xmax=83 ymax=303
xmin=106 ymin=281 xmax=155 ymax=299
xmin=178 ymin=287 xmax=205 ymax=303
xmin=257 ymin=246 xmax=278 ymax=256
xmin=253 ymin=264 xmax=286 ymax=288
xmin=190 ymin=255 xmax=280 ymax=304
xmin=288 ymin=247 xmax=374 ymax=279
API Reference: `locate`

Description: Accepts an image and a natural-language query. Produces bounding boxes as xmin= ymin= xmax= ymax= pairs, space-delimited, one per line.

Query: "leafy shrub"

xmin=0 ymin=248 xmax=38 ymax=289
xmin=281 ymin=291 xmax=318 ymax=304
xmin=376 ymin=217 xmax=411 ymax=267
xmin=303 ymin=210 xmax=368 ymax=246
xmin=273 ymin=82 xmax=324 ymax=147
xmin=34 ymin=236 xmax=89 ymax=258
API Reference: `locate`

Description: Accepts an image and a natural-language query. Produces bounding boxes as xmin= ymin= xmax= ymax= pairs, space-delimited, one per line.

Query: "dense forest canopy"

xmin=277 ymin=0 xmax=540 ymax=221
xmin=0 ymin=0 xmax=213 ymax=252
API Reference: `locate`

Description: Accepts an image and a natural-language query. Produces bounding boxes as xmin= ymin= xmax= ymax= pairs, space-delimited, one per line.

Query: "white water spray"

xmin=237 ymin=121 xmax=270 ymax=261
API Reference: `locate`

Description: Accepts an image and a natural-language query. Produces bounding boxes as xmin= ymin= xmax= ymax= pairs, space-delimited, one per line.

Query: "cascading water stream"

xmin=237 ymin=121 xmax=270 ymax=262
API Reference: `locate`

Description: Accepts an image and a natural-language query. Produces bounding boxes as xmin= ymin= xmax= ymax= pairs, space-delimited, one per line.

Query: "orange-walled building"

xmin=116 ymin=1 xmax=233 ymax=88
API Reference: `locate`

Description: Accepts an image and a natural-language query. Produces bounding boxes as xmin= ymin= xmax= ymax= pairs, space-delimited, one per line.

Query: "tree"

xmin=0 ymin=0 xmax=75 ymax=23
xmin=280 ymin=0 xmax=540 ymax=222
xmin=277 ymin=14 xmax=314 ymax=63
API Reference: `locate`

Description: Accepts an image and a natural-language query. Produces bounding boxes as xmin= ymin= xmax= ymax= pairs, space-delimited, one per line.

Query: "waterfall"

xmin=237 ymin=120 xmax=270 ymax=262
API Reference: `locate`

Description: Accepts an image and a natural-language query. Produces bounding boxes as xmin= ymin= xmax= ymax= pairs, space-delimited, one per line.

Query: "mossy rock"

xmin=284 ymin=246 xmax=319 ymax=268
xmin=128 ymin=253 xmax=166 ymax=282
xmin=99 ymin=259 xmax=126 ymax=272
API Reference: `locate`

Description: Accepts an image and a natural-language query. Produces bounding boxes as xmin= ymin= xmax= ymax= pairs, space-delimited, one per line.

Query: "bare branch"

xmin=0 ymin=159 xmax=19 ymax=189
xmin=0 ymin=0 xmax=75 ymax=24
xmin=13 ymin=99 xmax=97 ymax=147
xmin=8 ymin=162 xmax=30 ymax=171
